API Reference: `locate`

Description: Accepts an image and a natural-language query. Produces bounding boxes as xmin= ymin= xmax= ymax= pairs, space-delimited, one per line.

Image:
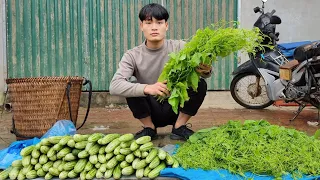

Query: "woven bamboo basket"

xmin=6 ymin=76 xmax=86 ymax=139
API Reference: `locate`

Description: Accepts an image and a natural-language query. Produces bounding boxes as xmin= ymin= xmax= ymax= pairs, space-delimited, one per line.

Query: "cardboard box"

xmin=279 ymin=68 xmax=292 ymax=80
xmin=279 ymin=60 xmax=299 ymax=80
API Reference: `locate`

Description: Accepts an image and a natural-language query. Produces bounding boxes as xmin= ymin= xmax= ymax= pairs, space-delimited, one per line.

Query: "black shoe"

xmin=170 ymin=124 xmax=194 ymax=140
xmin=134 ymin=127 xmax=158 ymax=140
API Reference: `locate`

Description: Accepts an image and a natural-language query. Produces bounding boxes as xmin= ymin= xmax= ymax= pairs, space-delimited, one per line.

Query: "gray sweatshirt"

xmin=109 ymin=39 xmax=186 ymax=97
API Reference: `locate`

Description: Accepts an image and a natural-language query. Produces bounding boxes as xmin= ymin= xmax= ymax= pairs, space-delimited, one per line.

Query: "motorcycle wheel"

xmin=230 ymin=73 xmax=274 ymax=109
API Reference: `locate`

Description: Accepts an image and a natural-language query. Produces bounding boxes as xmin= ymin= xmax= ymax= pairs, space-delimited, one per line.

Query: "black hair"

xmin=139 ymin=3 xmax=169 ymax=22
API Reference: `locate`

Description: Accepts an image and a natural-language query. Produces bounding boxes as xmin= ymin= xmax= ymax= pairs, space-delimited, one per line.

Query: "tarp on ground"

xmin=160 ymin=144 xmax=320 ymax=180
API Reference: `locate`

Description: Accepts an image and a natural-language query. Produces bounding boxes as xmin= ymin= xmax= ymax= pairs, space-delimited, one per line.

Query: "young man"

xmin=109 ymin=3 xmax=212 ymax=140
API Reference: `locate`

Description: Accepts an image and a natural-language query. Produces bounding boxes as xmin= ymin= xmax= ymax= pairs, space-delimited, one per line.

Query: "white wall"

xmin=238 ymin=0 xmax=320 ymax=63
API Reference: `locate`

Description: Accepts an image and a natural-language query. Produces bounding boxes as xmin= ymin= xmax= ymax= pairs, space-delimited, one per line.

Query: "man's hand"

xmin=144 ymin=81 xmax=170 ymax=97
xmin=196 ymin=63 xmax=212 ymax=78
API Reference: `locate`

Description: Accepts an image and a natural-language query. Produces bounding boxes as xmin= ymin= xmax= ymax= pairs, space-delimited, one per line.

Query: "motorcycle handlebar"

xmin=271 ymin=9 xmax=276 ymax=15
xmin=269 ymin=33 xmax=279 ymax=41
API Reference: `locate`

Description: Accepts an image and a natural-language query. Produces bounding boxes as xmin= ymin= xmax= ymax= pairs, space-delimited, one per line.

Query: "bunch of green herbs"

xmin=158 ymin=22 xmax=270 ymax=113
xmin=174 ymin=120 xmax=320 ymax=179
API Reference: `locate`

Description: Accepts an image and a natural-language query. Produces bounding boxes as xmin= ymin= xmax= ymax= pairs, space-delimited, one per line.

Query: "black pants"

xmin=126 ymin=79 xmax=207 ymax=128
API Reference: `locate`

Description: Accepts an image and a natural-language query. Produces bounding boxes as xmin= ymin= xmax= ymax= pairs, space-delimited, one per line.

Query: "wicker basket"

xmin=6 ymin=76 xmax=90 ymax=139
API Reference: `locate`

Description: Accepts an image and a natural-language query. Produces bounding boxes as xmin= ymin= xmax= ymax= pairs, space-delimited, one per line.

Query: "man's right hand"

xmin=143 ymin=81 xmax=170 ymax=97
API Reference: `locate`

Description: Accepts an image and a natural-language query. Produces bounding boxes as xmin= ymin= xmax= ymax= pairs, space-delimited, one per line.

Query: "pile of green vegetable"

xmin=158 ymin=22 xmax=269 ymax=113
xmin=0 ymin=133 xmax=178 ymax=180
xmin=174 ymin=120 xmax=320 ymax=179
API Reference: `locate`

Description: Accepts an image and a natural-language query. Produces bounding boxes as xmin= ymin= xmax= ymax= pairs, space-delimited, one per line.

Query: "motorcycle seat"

xmin=294 ymin=41 xmax=320 ymax=62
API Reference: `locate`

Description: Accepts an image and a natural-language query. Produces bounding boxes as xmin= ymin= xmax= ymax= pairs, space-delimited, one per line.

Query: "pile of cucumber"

xmin=0 ymin=133 xmax=179 ymax=180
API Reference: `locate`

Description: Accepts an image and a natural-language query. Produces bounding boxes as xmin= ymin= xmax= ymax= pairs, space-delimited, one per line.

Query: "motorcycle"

xmin=230 ymin=0 xmax=320 ymax=121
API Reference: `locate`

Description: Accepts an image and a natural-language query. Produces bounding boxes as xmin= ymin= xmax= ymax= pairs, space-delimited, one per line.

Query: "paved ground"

xmin=1 ymin=91 xmax=319 ymax=149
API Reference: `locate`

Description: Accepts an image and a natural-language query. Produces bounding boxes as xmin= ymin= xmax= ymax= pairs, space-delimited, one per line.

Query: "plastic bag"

xmin=41 ymin=120 xmax=76 ymax=139
xmin=161 ymin=144 xmax=178 ymax=155
xmin=0 ymin=138 xmax=40 ymax=169
xmin=0 ymin=120 xmax=76 ymax=169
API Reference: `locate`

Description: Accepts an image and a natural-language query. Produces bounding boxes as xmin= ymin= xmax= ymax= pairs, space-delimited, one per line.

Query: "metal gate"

xmin=6 ymin=0 xmax=238 ymax=91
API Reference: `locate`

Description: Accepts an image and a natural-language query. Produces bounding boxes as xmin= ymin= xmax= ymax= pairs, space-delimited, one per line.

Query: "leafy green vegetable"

xmin=313 ymin=129 xmax=320 ymax=139
xmin=174 ymin=120 xmax=320 ymax=179
xmin=158 ymin=22 xmax=270 ymax=113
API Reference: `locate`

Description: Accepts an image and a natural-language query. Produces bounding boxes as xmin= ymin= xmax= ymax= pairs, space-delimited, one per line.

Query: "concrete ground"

xmin=1 ymin=91 xmax=319 ymax=149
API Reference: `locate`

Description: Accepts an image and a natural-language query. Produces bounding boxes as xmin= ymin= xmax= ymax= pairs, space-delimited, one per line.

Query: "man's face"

xmin=140 ymin=17 xmax=168 ymax=43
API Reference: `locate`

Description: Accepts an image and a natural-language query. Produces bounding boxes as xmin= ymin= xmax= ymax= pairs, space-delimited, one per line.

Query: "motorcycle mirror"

xmin=262 ymin=0 xmax=268 ymax=2
xmin=270 ymin=15 xmax=282 ymax=24
xmin=253 ymin=7 xmax=261 ymax=13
